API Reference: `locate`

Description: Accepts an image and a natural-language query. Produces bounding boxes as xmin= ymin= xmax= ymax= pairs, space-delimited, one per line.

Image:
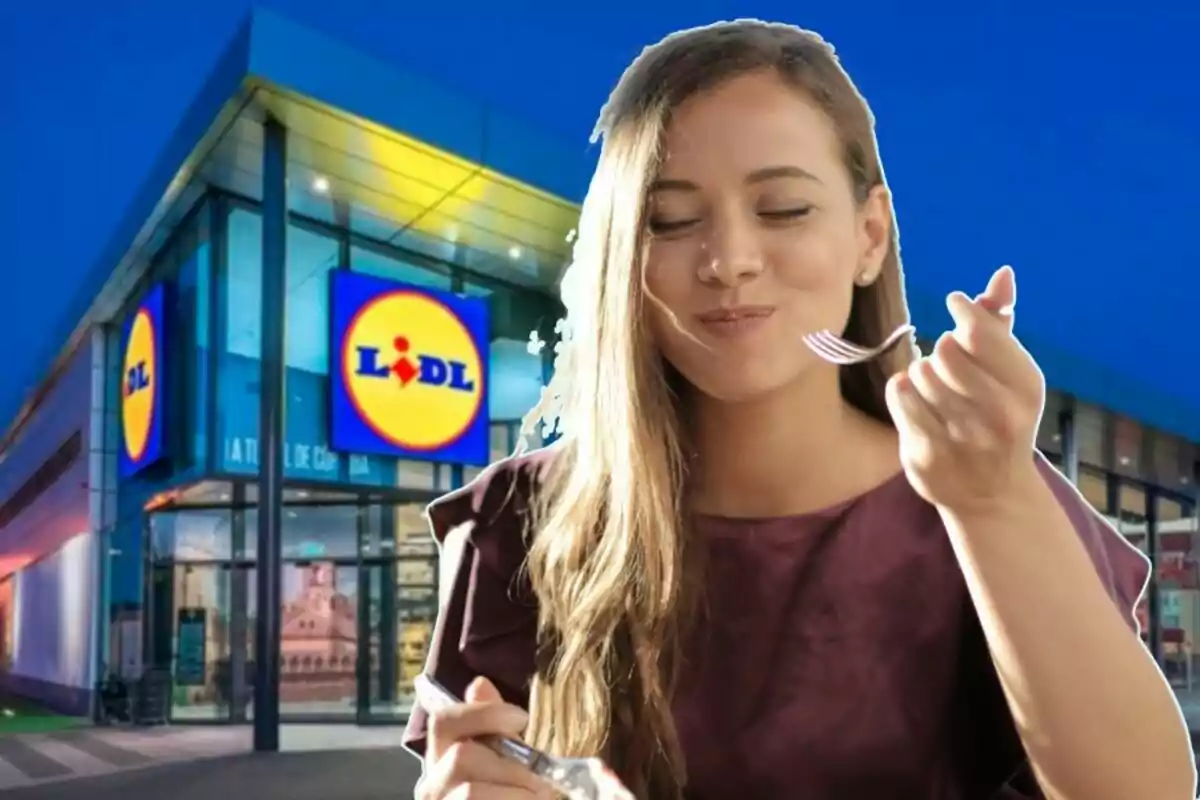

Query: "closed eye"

xmin=648 ymin=218 xmax=700 ymax=235
xmin=759 ymin=206 xmax=812 ymax=222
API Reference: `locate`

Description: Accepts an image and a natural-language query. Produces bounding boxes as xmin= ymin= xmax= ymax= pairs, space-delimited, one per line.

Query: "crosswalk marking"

xmin=25 ymin=737 xmax=116 ymax=777
xmin=0 ymin=752 xmax=33 ymax=790
xmin=0 ymin=728 xmax=245 ymax=790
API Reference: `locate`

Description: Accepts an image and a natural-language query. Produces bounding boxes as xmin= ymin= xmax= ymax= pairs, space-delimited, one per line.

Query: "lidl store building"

xmin=0 ymin=9 xmax=1197 ymax=743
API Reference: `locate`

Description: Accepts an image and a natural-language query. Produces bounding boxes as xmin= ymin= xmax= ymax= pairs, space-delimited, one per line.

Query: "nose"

xmin=698 ymin=214 xmax=764 ymax=286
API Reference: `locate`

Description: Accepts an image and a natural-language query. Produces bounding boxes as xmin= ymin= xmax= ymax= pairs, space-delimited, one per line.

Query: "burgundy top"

xmin=403 ymin=448 xmax=1150 ymax=799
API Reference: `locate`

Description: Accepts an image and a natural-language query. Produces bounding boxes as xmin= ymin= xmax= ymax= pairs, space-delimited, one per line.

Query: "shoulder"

xmin=401 ymin=448 xmax=559 ymax=756
xmin=426 ymin=445 xmax=559 ymax=541
xmin=425 ymin=444 xmax=561 ymax=584
xmin=1033 ymin=454 xmax=1151 ymax=622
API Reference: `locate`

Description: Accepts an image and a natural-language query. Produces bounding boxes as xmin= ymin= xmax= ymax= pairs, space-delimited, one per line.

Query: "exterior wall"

xmin=0 ymin=334 xmax=102 ymax=715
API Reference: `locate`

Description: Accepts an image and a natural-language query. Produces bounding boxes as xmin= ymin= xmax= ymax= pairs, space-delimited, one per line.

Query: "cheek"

xmin=767 ymin=227 xmax=856 ymax=291
xmin=642 ymin=252 xmax=696 ymax=328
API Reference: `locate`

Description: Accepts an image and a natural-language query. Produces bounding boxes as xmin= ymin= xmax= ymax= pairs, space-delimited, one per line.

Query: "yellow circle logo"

xmin=341 ymin=291 xmax=484 ymax=451
xmin=121 ymin=308 xmax=158 ymax=463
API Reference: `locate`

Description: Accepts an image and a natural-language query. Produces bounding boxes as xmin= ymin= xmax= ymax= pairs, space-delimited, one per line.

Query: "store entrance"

xmin=142 ymin=481 xmax=439 ymax=724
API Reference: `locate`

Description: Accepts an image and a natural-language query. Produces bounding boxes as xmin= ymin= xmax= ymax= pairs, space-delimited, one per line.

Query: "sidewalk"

xmin=2 ymin=748 xmax=421 ymax=800
xmin=0 ymin=723 xmax=409 ymax=792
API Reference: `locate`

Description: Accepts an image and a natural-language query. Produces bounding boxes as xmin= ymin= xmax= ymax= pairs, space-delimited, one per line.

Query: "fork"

xmin=413 ymin=674 xmax=621 ymax=800
xmin=802 ymin=323 xmax=916 ymax=366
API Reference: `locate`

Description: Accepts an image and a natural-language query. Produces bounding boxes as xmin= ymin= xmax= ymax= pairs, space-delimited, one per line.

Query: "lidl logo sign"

xmin=329 ymin=272 xmax=489 ymax=465
xmin=119 ymin=283 xmax=166 ymax=477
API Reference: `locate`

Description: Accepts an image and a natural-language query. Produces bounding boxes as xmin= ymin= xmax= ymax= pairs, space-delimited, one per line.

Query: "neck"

xmin=686 ymin=369 xmax=899 ymax=518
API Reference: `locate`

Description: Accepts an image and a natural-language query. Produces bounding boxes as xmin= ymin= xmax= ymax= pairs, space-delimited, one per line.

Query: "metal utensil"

xmin=802 ymin=323 xmax=916 ymax=365
xmin=414 ymin=674 xmax=615 ymax=800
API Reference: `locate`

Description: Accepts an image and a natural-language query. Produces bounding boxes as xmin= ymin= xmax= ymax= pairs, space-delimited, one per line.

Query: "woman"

xmin=405 ymin=20 xmax=1195 ymax=800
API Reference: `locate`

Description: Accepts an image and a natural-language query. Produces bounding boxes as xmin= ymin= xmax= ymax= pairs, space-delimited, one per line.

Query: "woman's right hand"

xmin=415 ymin=676 xmax=554 ymax=800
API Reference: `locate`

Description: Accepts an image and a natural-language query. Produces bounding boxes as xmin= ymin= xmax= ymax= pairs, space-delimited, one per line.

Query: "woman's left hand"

xmin=886 ymin=265 xmax=1047 ymax=517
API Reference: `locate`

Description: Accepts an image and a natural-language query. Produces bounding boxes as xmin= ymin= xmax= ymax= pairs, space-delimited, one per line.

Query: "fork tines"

xmin=802 ymin=324 xmax=915 ymax=366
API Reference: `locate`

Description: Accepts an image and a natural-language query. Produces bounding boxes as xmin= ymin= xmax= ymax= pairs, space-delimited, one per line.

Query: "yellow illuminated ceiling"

xmin=202 ymin=84 xmax=580 ymax=289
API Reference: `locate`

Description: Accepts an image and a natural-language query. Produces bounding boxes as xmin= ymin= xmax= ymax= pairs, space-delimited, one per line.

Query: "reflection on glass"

xmin=1076 ymin=403 xmax=1105 ymax=469
xmin=1078 ymin=470 xmax=1108 ymax=516
xmin=144 ymin=499 xmax=444 ymax=721
xmin=279 ymin=561 xmax=358 ymax=716
xmin=285 ymin=224 xmax=340 ymax=375
xmin=1036 ymin=392 xmax=1063 ymax=458
xmin=243 ymin=505 xmax=360 ymax=560
xmin=1158 ymin=494 xmax=1200 ymax=718
xmin=151 ymin=509 xmax=233 ymax=561
xmin=350 ymin=244 xmax=451 ymax=290
xmin=168 ymin=565 xmax=232 ymax=721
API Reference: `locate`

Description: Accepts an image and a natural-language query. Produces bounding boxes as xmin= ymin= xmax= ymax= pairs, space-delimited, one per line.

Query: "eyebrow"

xmin=649 ymin=165 xmax=822 ymax=193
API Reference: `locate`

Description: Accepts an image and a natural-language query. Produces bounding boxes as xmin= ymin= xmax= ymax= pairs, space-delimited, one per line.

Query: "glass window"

xmin=1152 ymin=433 xmax=1194 ymax=494
xmin=1117 ymin=481 xmax=1149 ymax=556
xmin=1157 ymin=494 xmax=1199 ymax=695
xmin=285 ymin=224 xmax=340 ymax=375
xmin=395 ymin=460 xmax=436 ymax=491
xmin=150 ymin=508 xmax=234 ymax=561
xmin=225 ymin=207 xmax=262 ymax=360
xmin=1113 ymin=415 xmax=1144 ymax=481
xmin=1036 ymin=392 xmax=1063 ymax=458
xmin=173 ymin=219 xmax=211 ymax=469
xmin=218 ymin=208 xmax=347 ymax=481
xmin=243 ymin=504 xmax=359 ymax=560
xmin=1076 ymin=403 xmax=1106 ymax=470
xmin=350 ymin=244 xmax=451 ymax=290
xmin=463 ymin=276 xmax=557 ymax=423
xmin=1079 ymin=468 xmax=1110 ymax=517
xmin=490 ymin=423 xmax=511 ymax=464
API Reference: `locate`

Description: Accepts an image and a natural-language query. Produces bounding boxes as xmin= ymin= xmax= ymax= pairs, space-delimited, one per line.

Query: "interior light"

xmin=508 ymin=246 xmax=522 ymax=260
xmin=311 ymin=175 xmax=331 ymax=194
xmin=1119 ymin=455 xmax=1131 ymax=466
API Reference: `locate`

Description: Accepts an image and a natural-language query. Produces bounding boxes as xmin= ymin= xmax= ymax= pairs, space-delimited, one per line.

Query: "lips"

xmin=695 ymin=306 xmax=776 ymax=323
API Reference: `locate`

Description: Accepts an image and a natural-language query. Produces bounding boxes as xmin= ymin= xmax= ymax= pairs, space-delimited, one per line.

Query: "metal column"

xmin=1058 ymin=398 xmax=1079 ymax=485
xmin=253 ymin=115 xmax=288 ymax=753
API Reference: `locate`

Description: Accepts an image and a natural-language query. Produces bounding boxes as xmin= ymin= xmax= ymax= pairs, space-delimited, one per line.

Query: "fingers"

xmin=886 ymin=371 xmax=943 ymax=458
xmin=422 ymin=740 xmax=549 ymax=798
xmin=426 ymin=680 xmax=529 ymax=764
xmin=465 ymin=676 xmax=504 ymax=704
xmin=443 ymin=786 xmax=542 ymax=800
xmin=419 ymin=676 xmax=548 ymax=800
xmin=977 ymin=264 xmax=1016 ymax=318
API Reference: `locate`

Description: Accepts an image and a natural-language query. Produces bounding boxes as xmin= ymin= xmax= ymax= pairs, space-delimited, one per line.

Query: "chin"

xmin=681 ymin=367 xmax=798 ymax=405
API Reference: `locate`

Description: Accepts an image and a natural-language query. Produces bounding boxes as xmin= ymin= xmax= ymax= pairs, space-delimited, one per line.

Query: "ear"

xmin=853 ymin=184 xmax=892 ymax=286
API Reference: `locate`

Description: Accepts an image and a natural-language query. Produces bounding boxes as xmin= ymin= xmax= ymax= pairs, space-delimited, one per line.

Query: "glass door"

xmin=145 ymin=562 xmax=236 ymax=721
xmin=357 ymin=555 xmax=437 ymax=720
xmin=278 ymin=559 xmax=360 ymax=719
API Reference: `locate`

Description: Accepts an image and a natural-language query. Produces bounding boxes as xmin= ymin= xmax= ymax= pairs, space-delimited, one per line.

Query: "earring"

xmin=855 ymin=270 xmax=872 ymax=286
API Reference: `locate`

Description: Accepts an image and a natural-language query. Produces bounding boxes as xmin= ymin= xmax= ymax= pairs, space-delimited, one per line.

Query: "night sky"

xmin=3 ymin=1 xmax=1197 ymax=434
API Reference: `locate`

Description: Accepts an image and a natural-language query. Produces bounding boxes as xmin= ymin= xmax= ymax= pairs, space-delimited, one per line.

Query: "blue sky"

xmin=3 ymin=1 xmax=1197 ymax=433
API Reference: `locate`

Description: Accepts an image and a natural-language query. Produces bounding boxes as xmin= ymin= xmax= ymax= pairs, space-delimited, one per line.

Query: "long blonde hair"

xmin=517 ymin=20 xmax=916 ymax=798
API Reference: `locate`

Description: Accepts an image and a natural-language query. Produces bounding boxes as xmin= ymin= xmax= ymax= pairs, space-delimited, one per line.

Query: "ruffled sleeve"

xmin=968 ymin=454 xmax=1153 ymax=798
xmin=1036 ymin=454 xmax=1152 ymax=632
xmin=401 ymin=449 xmax=553 ymax=757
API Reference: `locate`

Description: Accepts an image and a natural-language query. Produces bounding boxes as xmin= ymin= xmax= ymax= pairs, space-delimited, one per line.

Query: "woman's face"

xmin=642 ymin=69 xmax=891 ymax=403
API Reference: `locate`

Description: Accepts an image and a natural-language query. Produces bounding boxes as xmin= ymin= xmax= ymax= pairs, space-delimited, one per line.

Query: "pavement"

xmin=0 ymin=748 xmax=422 ymax=799
xmin=0 ymin=724 xmax=420 ymax=795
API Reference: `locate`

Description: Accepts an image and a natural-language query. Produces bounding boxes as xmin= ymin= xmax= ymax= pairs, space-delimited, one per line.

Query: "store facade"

xmin=100 ymin=185 xmax=561 ymax=726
